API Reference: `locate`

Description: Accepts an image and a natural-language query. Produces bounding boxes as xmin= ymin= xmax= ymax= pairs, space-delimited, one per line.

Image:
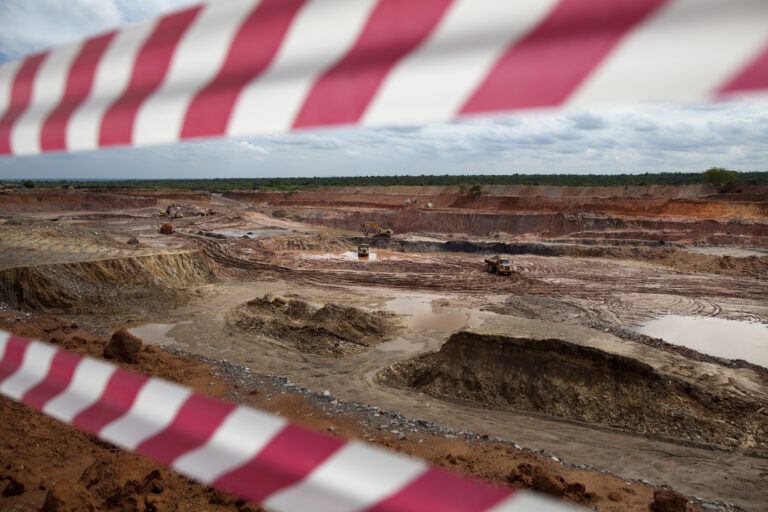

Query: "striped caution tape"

xmin=0 ymin=331 xmax=580 ymax=511
xmin=0 ymin=0 xmax=767 ymax=156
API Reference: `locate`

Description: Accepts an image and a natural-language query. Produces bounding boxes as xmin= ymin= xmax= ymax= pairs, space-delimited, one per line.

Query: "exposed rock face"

xmin=103 ymin=327 xmax=142 ymax=363
xmin=383 ymin=331 xmax=768 ymax=448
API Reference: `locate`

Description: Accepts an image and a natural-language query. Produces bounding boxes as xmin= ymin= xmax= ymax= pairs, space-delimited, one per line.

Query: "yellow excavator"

xmin=360 ymin=222 xmax=393 ymax=238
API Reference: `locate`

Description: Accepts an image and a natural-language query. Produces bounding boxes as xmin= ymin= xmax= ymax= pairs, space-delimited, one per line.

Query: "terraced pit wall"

xmin=0 ymin=189 xmax=211 ymax=214
xmin=225 ymin=184 xmax=768 ymax=246
xmin=0 ymin=251 xmax=215 ymax=313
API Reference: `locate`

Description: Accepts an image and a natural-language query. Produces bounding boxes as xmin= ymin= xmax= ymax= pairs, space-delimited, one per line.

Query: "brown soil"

xmin=229 ymin=292 xmax=401 ymax=357
xmin=0 ymin=315 xmax=701 ymax=512
xmin=383 ymin=331 xmax=768 ymax=450
xmin=1 ymin=185 xmax=766 ymax=510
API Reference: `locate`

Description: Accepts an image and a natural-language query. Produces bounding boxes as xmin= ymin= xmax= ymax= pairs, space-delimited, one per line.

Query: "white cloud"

xmin=235 ymin=141 xmax=268 ymax=154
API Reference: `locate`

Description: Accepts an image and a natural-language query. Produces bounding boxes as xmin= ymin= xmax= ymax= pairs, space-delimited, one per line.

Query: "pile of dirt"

xmin=383 ymin=331 xmax=768 ymax=450
xmin=0 ymin=314 xmax=702 ymax=512
xmin=229 ymin=293 xmax=400 ymax=357
xmin=0 ymin=252 xmax=216 ymax=314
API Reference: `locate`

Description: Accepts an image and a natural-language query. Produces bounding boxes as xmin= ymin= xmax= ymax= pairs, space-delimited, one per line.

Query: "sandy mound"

xmin=230 ymin=293 xmax=400 ymax=357
xmin=383 ymin=331 xmax=768 ymax=450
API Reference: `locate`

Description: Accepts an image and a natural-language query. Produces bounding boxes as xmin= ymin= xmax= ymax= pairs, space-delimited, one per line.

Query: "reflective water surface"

xmin=635 ymin=315 xmax=768 ymax=367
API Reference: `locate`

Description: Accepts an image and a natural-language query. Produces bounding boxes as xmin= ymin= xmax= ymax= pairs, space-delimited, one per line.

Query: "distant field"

xmin=11 ymin=170 xmax=768 ymax=191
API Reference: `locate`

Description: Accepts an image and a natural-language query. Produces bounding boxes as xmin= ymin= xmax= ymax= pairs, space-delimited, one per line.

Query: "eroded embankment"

xmin=0 ymin=251 xmax=215 ymax=313
xmin=229 ymin=293 xmax=400 ymax=357
xmin=0 ymin=188 xmax=211 ymax=214
xmin=383 ymin=331 xmax=768 ymax=450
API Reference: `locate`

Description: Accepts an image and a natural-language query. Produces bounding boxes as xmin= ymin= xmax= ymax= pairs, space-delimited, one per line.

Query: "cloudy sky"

xmin=0 ymin=0 xmax=766 ymax=179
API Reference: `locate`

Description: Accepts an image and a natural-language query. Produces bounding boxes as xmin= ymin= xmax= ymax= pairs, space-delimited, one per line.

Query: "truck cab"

xmin=358 ymin=243 xmax=370 ymax=257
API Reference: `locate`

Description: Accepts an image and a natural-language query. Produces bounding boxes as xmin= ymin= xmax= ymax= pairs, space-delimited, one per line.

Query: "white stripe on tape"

xmin=362 ymin=0 xmax=558 ymax=125
xmin=0 ymin=340 xmax=57 ymax=399
xmin=264 ymin=442 xmax=429 ymax=512
xmin=568 ymin=0 xmax=768 ymax=106
xmin=133 ymin=0 xmax=260 ymax=145
xmin=0 ymin=330 xmax=11 ymax=361
xmin=486 ymin=492 xmax=582 ymax=511
xmin=227 ymin=0 xmax=378 ymax=135
xmin=172 ymin=406 xmax=287 ymax=483
xmin=0 ymin=60 xmax=24 ymax=122
xmin=43 ymin=358 xmax=116 ymax=422
xmin=100 ymin=377 xmax=192 ymax=450
xmin=66 ymin=19 xmax=158 ymax=151
xmin=10 ymin=43 xmax=82 ymax=155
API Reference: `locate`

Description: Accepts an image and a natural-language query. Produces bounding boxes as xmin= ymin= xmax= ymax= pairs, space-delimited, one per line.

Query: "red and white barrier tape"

xmin=1 ymin=0 xmax=767 ymax=156
xmin=0 ymin=331 xmax=579 ymax=511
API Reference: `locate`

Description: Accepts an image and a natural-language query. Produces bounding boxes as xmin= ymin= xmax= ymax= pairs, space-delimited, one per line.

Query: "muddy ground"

xmin=1 ymin=185 xmax=767 ymax=511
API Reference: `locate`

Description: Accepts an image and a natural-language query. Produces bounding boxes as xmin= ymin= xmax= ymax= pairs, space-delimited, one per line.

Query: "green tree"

xmin=702 ymin=167 xmax=736 ymax=185
xmin=702 ymin=167 xmax=737 ymax=192
xmin=22 ymin=180 xmax=35 ymax=189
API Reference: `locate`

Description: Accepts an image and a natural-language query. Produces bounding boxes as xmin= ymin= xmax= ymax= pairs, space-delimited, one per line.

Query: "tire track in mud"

xmin=190 ymin=234 xmax=528 ymax=293
xmin=188 ymin=235 xmax=768 ymax=327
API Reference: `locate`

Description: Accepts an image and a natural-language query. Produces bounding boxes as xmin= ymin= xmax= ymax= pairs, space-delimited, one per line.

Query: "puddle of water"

xmin=386 ymin=297 xmax=468 ymax=331
xmin=128 ymin=322 xmax=191 ymax=347
xmin=305 ymin=251 xmax=378 ymax=261
xmin=220 ymin=229 xmax=292 ymax=239
xmin=635 ymin=316 xmax=768 ymax=368
xmin=376 ymin=337 xmax=426 ymax=353
xmin=128 ymin=225 xmax=152 ymax=231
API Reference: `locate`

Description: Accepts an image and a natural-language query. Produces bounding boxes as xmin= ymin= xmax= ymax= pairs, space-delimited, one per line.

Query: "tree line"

xmin=11 ymin=169 xmax=767 ymax=192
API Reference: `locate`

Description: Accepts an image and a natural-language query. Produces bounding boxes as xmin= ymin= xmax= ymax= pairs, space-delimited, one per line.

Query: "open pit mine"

xmin=1 ymin=183 xmax=767 ymax=512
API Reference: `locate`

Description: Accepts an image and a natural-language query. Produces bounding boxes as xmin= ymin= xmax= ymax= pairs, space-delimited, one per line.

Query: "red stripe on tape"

xmin=363 ymin=468 xmax=512 ymax=512
xmin=99 ymin=7 xmax=201 ymax=147
xmin=40 ymin=33 xmax=116 ymax=152
xmin=0 ymin=53 xmax=47 ymax=154
xmin=181 ymin=0 xmax=306 ymax=139
xmin=137 ymin=393 xmax=236 ymax=465
xmin=22 ymin=349 xmax=81 ymax=409
xmin=72 ymin=368 xmax=148 ymax=434
xmin=720 ymin=44 xmax=768 ymax=93
xmin=215 ymin=424 xmax=345 ymax=504
xmin=462 ymin=0 xmax=667 ymax=113
xmin=293 ymin=0 xmax=452 ymax=128
xmin=0 ymin=335 xmax=29 ymax=383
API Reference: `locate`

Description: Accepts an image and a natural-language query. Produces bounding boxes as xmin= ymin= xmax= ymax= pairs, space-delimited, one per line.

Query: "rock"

xmin=2 ymin=475 xmax=25 ymax=497
xmin=653 ymin=490 xmax=688 ymax=512
xmin=41 ymin=482 xmax=97 ymax=512
xmin=160 ymin=223 xmax=173 ymax=234
xmin=127 ymin=236 xmax=139 ymax=245
xmin=103 ymin=327 xmax=142 ymax=364
xmin=140 ymin=470 xmax=164 ymax=495
xmin=531 ymin=474 xmax=566 ymax=498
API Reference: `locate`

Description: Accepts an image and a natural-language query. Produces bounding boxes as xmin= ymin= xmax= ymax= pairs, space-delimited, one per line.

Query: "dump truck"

xmin=360 ymin=222 xmax=393 ymax=238
xmin=357 ymin=243 xmax=370 ymax=257
xmin=485 ymin=256 xmax=512 ymax=275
